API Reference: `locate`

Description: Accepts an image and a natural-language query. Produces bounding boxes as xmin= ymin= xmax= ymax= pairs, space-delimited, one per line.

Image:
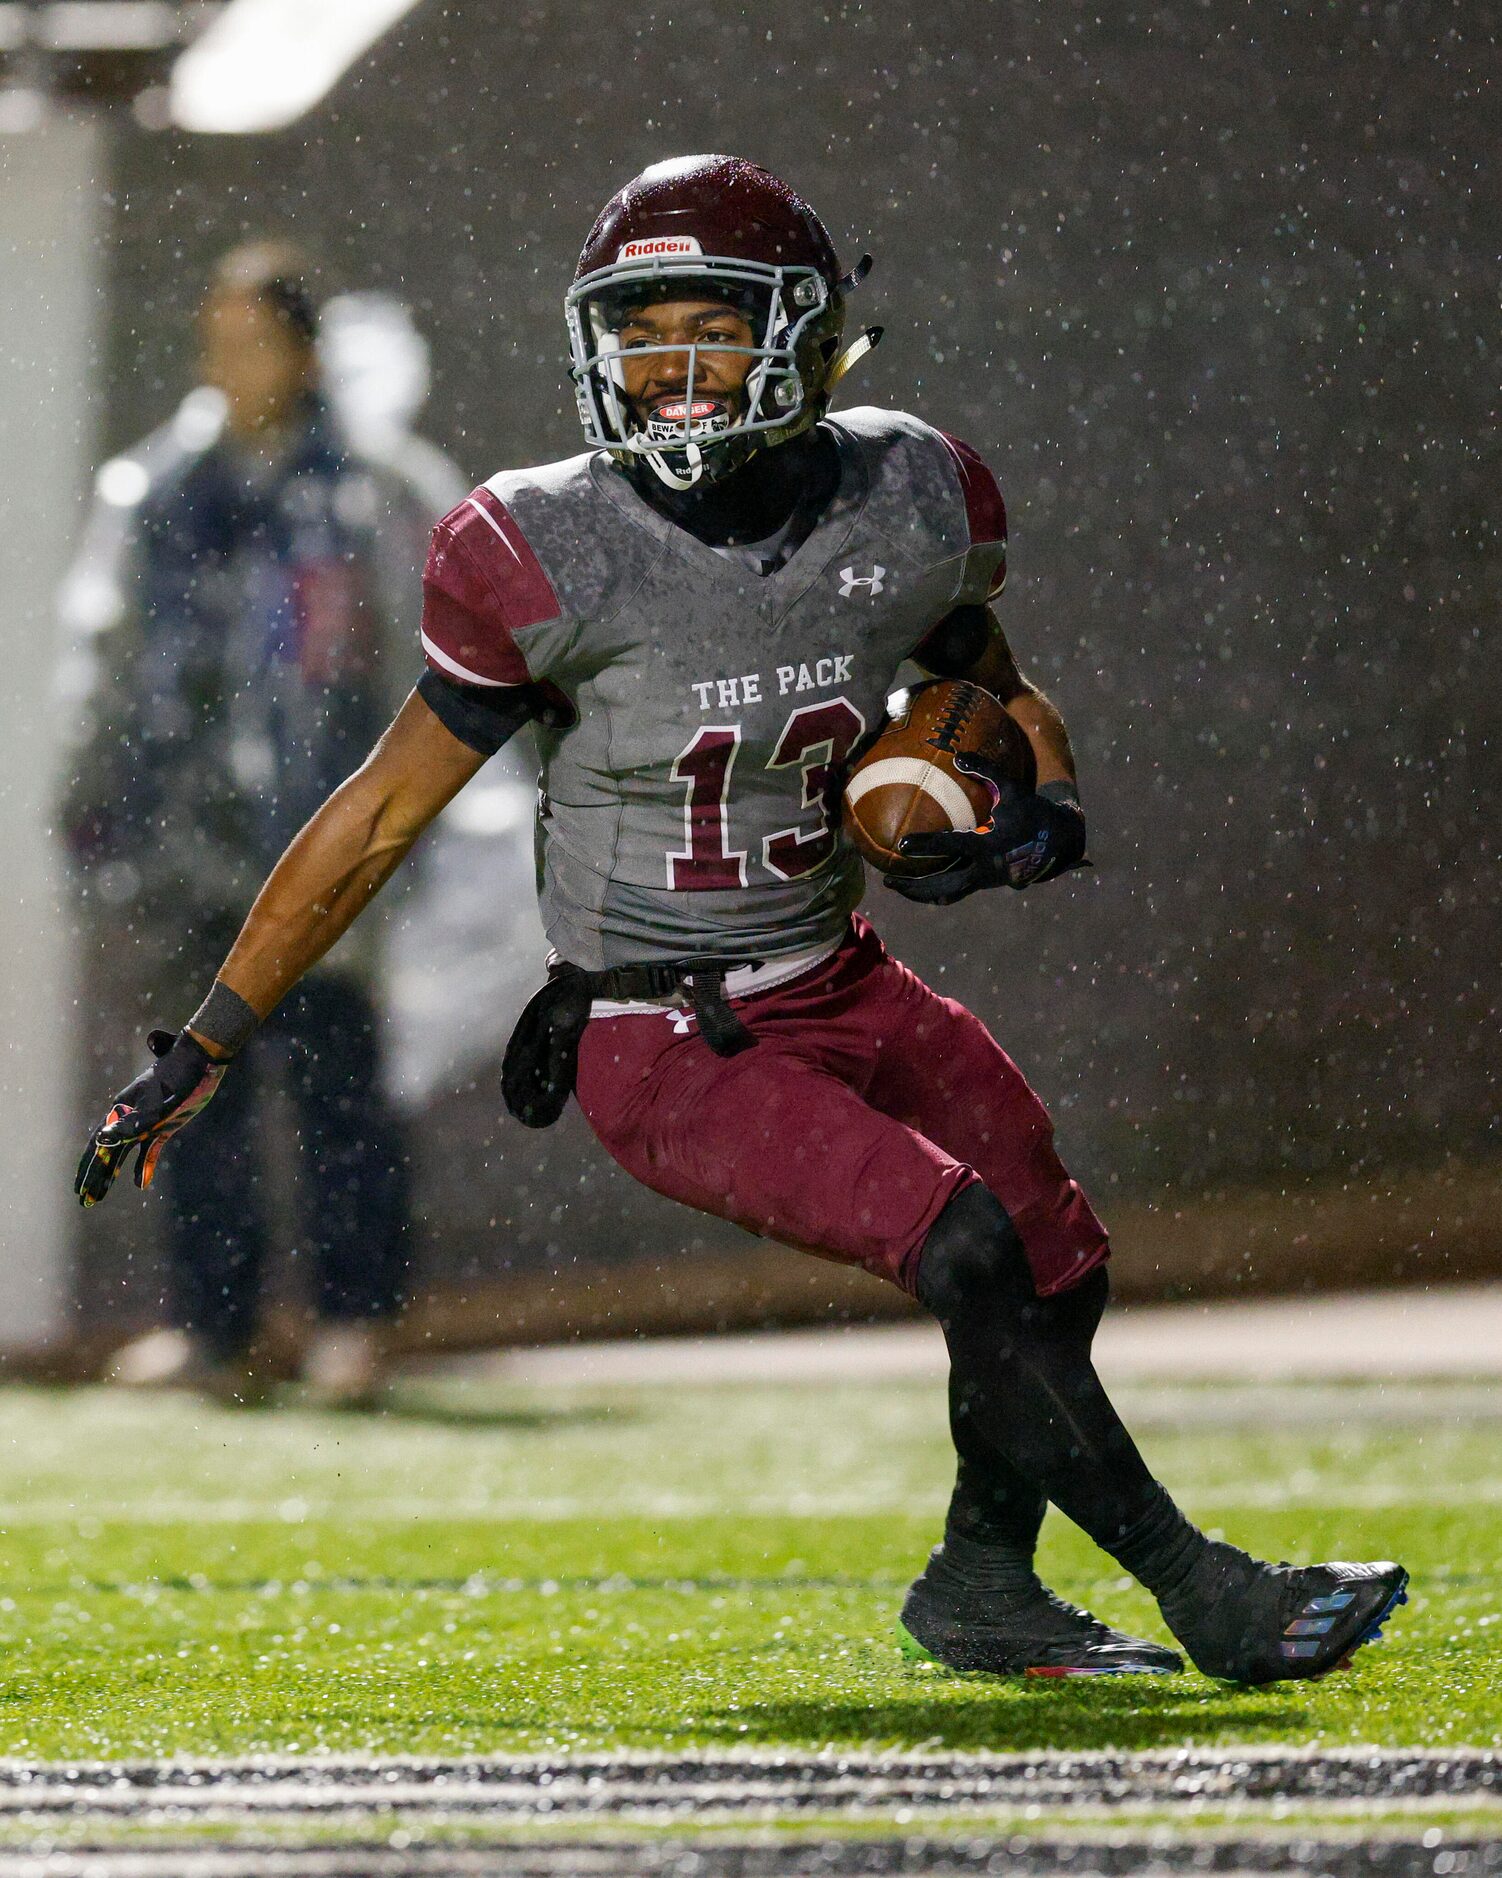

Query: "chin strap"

xmin=643 ymin=440 xmax=706 ymax=489
xmin=825 ymin=253 xmax=881 ymax=398
xmin=839 ymin=253 xmax=874 ymax=294
xmin=827 ymin=325 xmax=884 ymax=393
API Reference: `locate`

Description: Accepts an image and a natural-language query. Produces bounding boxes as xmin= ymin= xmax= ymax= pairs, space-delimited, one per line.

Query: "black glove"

xmin=884 ymin=755 xmax=1089 ymax=905
xmin=74 ymin=1029 xmax=228 ymax=1207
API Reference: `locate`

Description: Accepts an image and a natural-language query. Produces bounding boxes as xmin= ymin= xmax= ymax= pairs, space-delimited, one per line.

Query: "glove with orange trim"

xmin=883 ymin=760 xmax=1089 ymax=905
xmin=74 ymin=1029 xmax=227 ymax=1206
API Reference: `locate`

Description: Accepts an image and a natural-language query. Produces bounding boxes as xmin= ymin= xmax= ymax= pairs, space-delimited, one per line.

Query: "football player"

xmin=76 ymin=156 xmax=1407 ymax=1684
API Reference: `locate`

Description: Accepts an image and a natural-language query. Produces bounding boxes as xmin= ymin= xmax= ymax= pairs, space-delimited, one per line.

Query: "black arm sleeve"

xmin=911 ymin=604 xmax=995 ymax=677
xmin=416 ymin=667 xmax=542 ymax=757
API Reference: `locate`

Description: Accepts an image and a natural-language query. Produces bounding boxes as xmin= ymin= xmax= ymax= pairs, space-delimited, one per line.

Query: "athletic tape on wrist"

xmin=187 ymin=981 xmax=261 ymax=1058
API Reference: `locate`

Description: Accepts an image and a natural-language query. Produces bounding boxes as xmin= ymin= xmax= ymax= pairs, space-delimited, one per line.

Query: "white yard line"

xmin=0 ymin=1846 xmax=1497 ymax=1878
xmin=0 ymin=1746 xmax=1489 ymax=1878
xmin=0 ymin=1747 xmax=1493 ymax=1820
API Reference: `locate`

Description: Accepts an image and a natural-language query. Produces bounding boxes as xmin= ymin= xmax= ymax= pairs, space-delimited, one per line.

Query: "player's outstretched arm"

xmin=75 ymin=691 xmax=489 ymax=1204
xmin=891 ymin=607 xmax=1088 ymax=903
xmin=206 ymin=690 xmax=488 ymax=1027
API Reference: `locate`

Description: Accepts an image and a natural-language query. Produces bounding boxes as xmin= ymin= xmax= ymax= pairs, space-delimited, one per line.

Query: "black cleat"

xmin=1158 ymin=1545 xmax=1409 ymax=1685
xmin=899 ymin=1544 xmax=1183 ymax=1677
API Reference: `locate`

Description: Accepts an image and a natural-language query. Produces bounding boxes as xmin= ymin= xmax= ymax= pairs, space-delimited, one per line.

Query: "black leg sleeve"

xmin=939 ymin=1263 xmax=1108 ymax=1554
xmin=918 ymin=1182 xmax=1204 ymax=1577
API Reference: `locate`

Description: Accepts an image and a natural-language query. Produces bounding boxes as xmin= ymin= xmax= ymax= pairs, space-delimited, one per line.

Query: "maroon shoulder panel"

xmin=419 ymin=488 xmax=560 ymax=688
xmin=938 ymin=433 xmax=1008 ymax=547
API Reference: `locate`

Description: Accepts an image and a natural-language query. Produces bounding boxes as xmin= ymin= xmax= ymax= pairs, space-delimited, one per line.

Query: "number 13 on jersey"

xmin=668 ymin=699 xmax=866 ymax=890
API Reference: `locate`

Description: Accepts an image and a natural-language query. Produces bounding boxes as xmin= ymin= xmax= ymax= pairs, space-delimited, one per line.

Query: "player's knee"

xmin=916 ymin=1181 xmax=1036 ymax=1324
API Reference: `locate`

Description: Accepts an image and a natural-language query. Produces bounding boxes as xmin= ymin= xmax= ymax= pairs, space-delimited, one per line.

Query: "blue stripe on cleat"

xmin=1303 ymin=1592 xmax=1357 ymax=1614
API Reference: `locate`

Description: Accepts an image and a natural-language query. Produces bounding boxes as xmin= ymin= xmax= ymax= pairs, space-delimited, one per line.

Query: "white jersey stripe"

xmin=420 ymin=628 xmax=521 ymax=689
xmin=467 ymin=493 xmax=525 ymax=567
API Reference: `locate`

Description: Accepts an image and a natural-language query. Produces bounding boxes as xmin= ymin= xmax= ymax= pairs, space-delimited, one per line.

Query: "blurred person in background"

xmin=56 ymin=243 xmax=468 ymax=1407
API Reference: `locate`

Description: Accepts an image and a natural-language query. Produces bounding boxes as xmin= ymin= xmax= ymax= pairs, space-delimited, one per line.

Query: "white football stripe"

xmin=845 ymin=757 xmax=977 ymax=830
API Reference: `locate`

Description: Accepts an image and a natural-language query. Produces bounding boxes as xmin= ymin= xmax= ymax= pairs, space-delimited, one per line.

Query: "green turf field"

xmin=0 ymin=1365 xmax=1496 ymax=1762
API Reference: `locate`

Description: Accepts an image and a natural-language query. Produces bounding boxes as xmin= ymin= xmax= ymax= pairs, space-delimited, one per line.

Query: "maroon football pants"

xmin=574 ymin=915 xmax=1109 ymax=1298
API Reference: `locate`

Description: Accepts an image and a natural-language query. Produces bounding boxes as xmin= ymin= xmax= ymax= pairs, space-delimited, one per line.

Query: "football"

xmin=842 ymin=679 xmax=1037 ymax=877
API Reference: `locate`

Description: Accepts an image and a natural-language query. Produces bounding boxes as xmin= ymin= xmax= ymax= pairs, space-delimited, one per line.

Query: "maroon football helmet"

xmin=566 ymin=155 xmax=874 ymax=488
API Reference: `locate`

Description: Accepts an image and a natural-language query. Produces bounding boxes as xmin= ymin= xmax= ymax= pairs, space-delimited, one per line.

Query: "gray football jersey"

xmin=420 ymin=407 xmax=1007 ymax=970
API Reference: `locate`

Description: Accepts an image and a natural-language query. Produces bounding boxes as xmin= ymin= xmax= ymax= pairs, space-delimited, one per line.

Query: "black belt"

xmin=502 ymin=955 xmax=763 ymax=1129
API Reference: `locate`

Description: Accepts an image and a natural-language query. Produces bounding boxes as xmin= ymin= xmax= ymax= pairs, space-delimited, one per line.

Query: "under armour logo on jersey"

xmin=838 ymin=565 xmax=886 ymax=599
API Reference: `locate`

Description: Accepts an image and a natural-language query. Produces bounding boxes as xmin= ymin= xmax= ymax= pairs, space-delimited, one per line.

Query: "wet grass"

xmin=0 ymin=1372 xmax=1494 ymax=1759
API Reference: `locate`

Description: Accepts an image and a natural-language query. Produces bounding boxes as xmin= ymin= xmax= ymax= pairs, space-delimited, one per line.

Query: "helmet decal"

xmin=617 ymin=235 xmax=703 ymax=261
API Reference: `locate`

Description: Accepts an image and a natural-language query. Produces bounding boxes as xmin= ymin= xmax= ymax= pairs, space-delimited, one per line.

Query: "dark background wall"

xmin=82 ymin=0 xmax=1498 ymax=1333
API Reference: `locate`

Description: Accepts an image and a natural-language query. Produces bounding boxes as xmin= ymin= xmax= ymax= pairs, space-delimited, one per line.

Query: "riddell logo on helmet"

xmin=618 ymin=236 xmax=704 ymax=260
